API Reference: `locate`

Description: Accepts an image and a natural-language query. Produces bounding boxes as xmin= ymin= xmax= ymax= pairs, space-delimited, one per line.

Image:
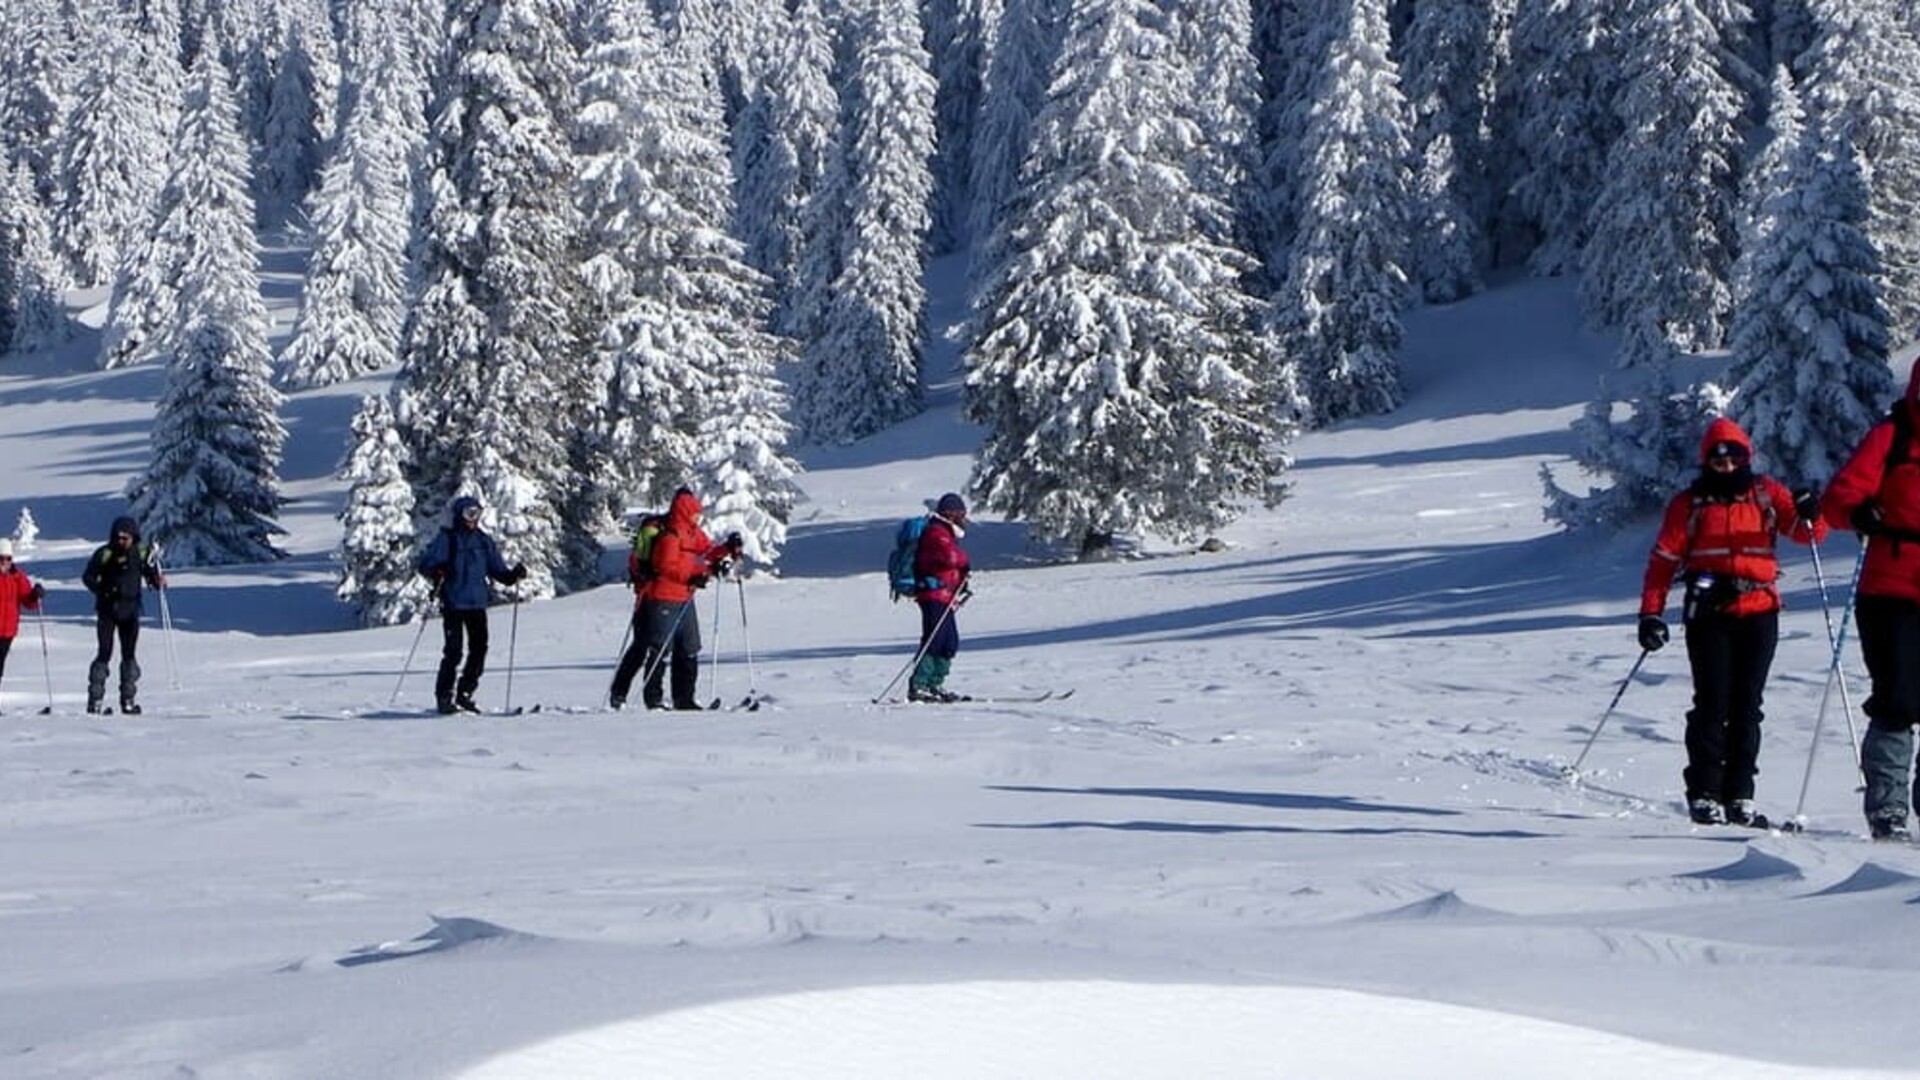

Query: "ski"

xmin=874 ymin=689 xmax=1073 ymax=706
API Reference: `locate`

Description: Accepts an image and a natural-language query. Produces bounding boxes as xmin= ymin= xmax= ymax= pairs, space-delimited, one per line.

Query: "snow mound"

xmin=1357 ymin=888 xmax=1505 ymax=922
xmin=450 ymin=980 xmax=1902 ymax=1080
xmin=335 ymin=915 xmax=545 ymax=967
xmin=1678 ymin=847 xmax=1804 ymax=883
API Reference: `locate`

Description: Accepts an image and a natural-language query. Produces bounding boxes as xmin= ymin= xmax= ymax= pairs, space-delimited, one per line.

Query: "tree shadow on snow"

xmin=976 ymin=784 xmax=1552 ymax=840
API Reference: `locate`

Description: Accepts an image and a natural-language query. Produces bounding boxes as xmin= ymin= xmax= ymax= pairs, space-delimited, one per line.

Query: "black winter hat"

xmin=936 ymin=493 xmax=967 ymax=518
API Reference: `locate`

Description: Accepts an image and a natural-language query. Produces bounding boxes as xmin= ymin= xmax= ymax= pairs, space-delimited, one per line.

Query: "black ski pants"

xmin=88 ymin=614 xmax=141 ymax=705
xmin=0 ymin=635 xmax=11 ymax=687
xmin=1854 ymin=594 xmax=1920 ymax=823
xmin=629 ymin=598 xmax=700 ymax=709
xmin=1682 ymin=609 xmax=1778 ymax=804
xmin=436 ymin=607 xmax=490 ymax=703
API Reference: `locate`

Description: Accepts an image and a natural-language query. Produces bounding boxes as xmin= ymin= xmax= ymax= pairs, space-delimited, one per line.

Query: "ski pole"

xmin=1567 ymin=648 xmax=1651 ymax=777
xmin=872 ymin=588 xmax=968 ymax=704
xmin=151 ymin=545 xmax=180 ymax=691
xmin=1793 ymin=539 xmax=1868 ymax=823
xmin=33 ymin=604 xmax=54 ymax=715
xmin=504 ymin=593 xmax=520 ymax=714
xmin=735 ymin=576 xmax=758 ymax=708
xmin=1806 ymin=537 xmax=1863 ymax=768
xmin=708 ymin=571 xmax=724 ymax=707
xmin=390 ymin=603 xmax=435 ymax=706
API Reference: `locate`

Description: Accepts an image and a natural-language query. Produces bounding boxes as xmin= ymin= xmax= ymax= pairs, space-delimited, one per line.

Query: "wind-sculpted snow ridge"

xmin=1677 ymin=848 xmax=1804 ymax=884
xmin=1356 ymin=888 xmax=1508 ymax=922
xmin=1809 ymin=862 xmax=1920 ymax=897
xmin=335 ymin=915 xmax=545 ymax=967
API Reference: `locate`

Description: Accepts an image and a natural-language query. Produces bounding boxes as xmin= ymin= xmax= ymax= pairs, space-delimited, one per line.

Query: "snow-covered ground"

xmin=3 ymin=268 xmax=1918 ymax=1078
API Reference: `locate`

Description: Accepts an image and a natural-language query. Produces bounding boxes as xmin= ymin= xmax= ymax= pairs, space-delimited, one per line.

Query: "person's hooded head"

xmin=1694 ymin=417 xmax=1755 ymax=497
xmin=668 ymin=487 xmax=702 ymax=529
xmin=450 ymin=495 xmax=483 ymax=530
xmin=109 ymin=515 xmax=140 ymax=545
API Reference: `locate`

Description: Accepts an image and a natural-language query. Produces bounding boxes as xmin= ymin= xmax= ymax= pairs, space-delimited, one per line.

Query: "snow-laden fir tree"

xmin=1270 ymin=0 xmax=1414 ymax=424
xmin=1544 ymin=318 xmax=1732 ymax=529
xmin=0 ymin=160 xmax=68 ymax=354
xmin=574 ymin=3 xmax=799 ymax=560
xmin=925 ymin=0 xmax=995 ymax=256
xmin=732 ymin=0 xmax=838 ymax=341
xmin=1163 ymin=0 xmax=1260 ymax=247
xmin=0 ymin=0 xmax=73 ymax=207
xmin=966 ymin=0 xmax=1061 ymax=276
xmin=1249 ymin=0 xmax=1336 ymax=288
xmin=791 ymin=0 xmax=937 ymax=445
xmin=55 ymin=19 xmax=175 ymax=288
xmin=277 ymin=7 xmax=422 ymax=390
xmin=12 ymin=506 xmax=37 ymax=552
xmin=965 ymin=0 xmax=1288 ymax=554
xmin=126 ymin=54 xmax=286 ymax=566
xmin=1798 ymin=0 xmax=1920 ymax=342
xmin=337 ymin=394 xmax=431 ymax=625
xmin=391 ymin=0 xmax=591 ymax=598
xmin=1506 ymin=0 xmax=1622 ymax=275
xmin=1723 ymin=74 xmax=1892 ymax=490
xmin=1400 ymin=0 xmax=1506 ymax=302
xmin=1579 ymin=0 xmax=1751 ymax=352
xmin=255 ymin=18 xmax=323 ymax=229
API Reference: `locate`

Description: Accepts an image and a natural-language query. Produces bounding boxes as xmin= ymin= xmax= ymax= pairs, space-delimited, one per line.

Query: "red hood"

xmin=668 ymin=488 xmax=702 ymax=531
xmin=1697 ymin=416 xmax=1753 ymax=463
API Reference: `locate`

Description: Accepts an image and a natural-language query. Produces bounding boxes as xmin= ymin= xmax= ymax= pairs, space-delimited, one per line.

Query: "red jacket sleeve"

xmin=1761 ymin=476 xmax=1826 ymax=545
xmin=1639 ymin=492 xmax=1695 ymax=617
xmin=1822 ymin=420 xmax=1895 ymax=528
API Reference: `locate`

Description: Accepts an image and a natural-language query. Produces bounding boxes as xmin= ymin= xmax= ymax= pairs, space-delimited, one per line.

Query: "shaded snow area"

xmin=5 ymin=274 xmax=1920 ymax=1078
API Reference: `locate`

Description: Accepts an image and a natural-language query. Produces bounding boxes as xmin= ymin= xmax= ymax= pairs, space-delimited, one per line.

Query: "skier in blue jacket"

xmin=417 ymin=496 xmax=525 ymax=714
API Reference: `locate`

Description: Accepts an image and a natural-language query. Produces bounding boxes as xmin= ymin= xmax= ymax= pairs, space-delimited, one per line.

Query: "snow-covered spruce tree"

xmin=966 ymin=0 xmax=1061 ymax=278
xmin=336 ymin=394 xmax=430 ymax=626
xmin=925 ymin=0 xmax=994 ymax=256
xmin=55 ymin=20 xmax=174 ymax=288
xmin=1724 ymin=82 xmax=1892 ymax=490
xmin=791 ymin=0 xmax=937 ymax=445
xmin=1798 ymin=0 xmax=1920 ymax=342
xmin=1544 ymin=319 xmax=1731 ymax=529
xmin=13 ymin=506 xmax=37 ymax=552
xmin=1505 ymin=0 xmax=1622 ymax=275
xmin=1400 ymin=0 xmax=1505 ymax=302
xmin=392 ymin=0 xmax=592 ymax=598
xmin=1270 ymin=0 xmax=1414 ymax=424
xmin=965 ymin=0 xmax=1287 ymax=554
xmin=1580 ymin=0 xmax=1751 ymax=352
xmin=126 ymin=55 xmax=286 ymax=566
xmin=732 ymin=0 xmax=838 ymax=341
xmin=1248 ymin=0 xmax=1328 ymax=287
xmin=1 ymin=160 xmax=68 ymax=354
xmin=255 ymin=18 xmax=323 ymax=229
xmin=277 ymin=10 xmax=422 ymax=390
xmin=1163 ymin=0 xmax=1260 ymax=246
xmin=0 ymin=0 xmax=73 ymax=207
xmin=574 ymin=5 xmax=799 ymax=560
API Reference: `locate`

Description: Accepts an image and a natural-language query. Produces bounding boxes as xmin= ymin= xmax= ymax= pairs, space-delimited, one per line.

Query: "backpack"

xmin=628 ymin=513 xmax=667 ymax=589
xmin=888 ymin=516 xmax=930 ymax=601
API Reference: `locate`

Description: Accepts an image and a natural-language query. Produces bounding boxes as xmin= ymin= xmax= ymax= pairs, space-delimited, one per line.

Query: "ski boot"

xmin=454 ymin=693 xmax=481 ymax=714
xmin=1688 ymin=797 xmax=1726 ymax=825
xmin=1725 ymin=799 xmax=1768 ymax=829
xmin=1869 ymin=815 xmax=1911 ymax=842
xmin=119 ymin=699 xmax=142 ymax=716
xmin=436 ymin=696 xmax=458 ymax=716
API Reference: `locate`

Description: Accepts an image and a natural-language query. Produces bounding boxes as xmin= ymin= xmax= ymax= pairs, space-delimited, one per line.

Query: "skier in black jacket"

xmin=80 ymin=515 xmax=165 ymax=714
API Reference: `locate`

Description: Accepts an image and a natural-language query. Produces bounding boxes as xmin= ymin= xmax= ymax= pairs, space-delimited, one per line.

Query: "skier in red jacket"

xmin=1638 ymin=417 xmax=1825 ymax=827
xmin=610 ymin=488 xmax=741 ymax=710
xmin=909 ymin=493 xmax=972 ymax=702
xmin=0 ymin=539 xmax=45 ymax=705
xmin=1820 ymin=360 xmax=1920 ymax=839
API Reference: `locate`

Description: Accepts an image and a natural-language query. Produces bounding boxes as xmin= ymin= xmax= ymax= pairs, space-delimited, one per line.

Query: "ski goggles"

xmin=1706 ymin=443 xmax=1750 ymax=465
xmin=461 ymin=505 xmax=483 ymax=523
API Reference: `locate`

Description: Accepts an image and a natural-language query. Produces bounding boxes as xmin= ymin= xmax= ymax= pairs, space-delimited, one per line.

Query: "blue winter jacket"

xmin=417 ymin=497 xmax=516 ymax=611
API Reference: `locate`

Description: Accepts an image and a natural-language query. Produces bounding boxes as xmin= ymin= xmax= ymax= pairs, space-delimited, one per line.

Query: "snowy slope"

xmin=2 ymin=266 xmax=1919 ymax=1079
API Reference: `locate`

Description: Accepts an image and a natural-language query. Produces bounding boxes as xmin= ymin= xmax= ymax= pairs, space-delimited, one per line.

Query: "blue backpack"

xmin=888 ymin=516 xmax=930 ymax=601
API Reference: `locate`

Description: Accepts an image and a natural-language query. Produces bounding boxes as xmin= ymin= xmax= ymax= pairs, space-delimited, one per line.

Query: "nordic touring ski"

xmin=877 ymin=689 xmax=1074 ymax=706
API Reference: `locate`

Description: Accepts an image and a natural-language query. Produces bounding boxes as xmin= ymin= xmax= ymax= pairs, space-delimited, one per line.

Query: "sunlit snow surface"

xmin=458 ymin=981 xmax=1902 ymax=1080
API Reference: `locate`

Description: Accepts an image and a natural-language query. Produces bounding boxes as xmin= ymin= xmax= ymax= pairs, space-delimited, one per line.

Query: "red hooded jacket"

xmin=1640 ymin=417 xmax=1824 ymax=618
xmin=0 ymin=564 xmax=40 ymax=639
xmin=913 ymin=512 xmax=970 ymax=605
xmin=639 ymin=489 xmax=734 ymax=606
xmin=1821 ymin=362 xmax=1920 ymax=604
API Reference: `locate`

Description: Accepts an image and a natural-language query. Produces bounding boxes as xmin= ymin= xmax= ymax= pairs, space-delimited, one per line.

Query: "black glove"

xmin=689 ymin=573 xmax=709 ymax=590
xmin=29 ymin=583 xmax=44 ymax=601
xmin=1851 ymin=500 xmax=1884 ymax=536
xmin=713 ymin=557 xmax=734 ymax=578
xmin=507 ymin=563 xmax=528 ymax=584
xmin=725 ymin=531 xmax=744 ymax=553
xmin=1793 ymin=486 xmax=1820 ymax=521
xmin=1637 ymin=615 xmax=1669 ymax=652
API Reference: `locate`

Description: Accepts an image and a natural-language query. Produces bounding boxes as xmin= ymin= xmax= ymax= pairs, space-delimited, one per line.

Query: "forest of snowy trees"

xmin=1 ymin=0 xmax=1917 ymax=621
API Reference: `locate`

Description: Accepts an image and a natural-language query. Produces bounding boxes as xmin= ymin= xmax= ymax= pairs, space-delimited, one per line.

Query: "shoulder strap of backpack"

xmin=1885 ymin=407 xmax=1912 ymax=474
